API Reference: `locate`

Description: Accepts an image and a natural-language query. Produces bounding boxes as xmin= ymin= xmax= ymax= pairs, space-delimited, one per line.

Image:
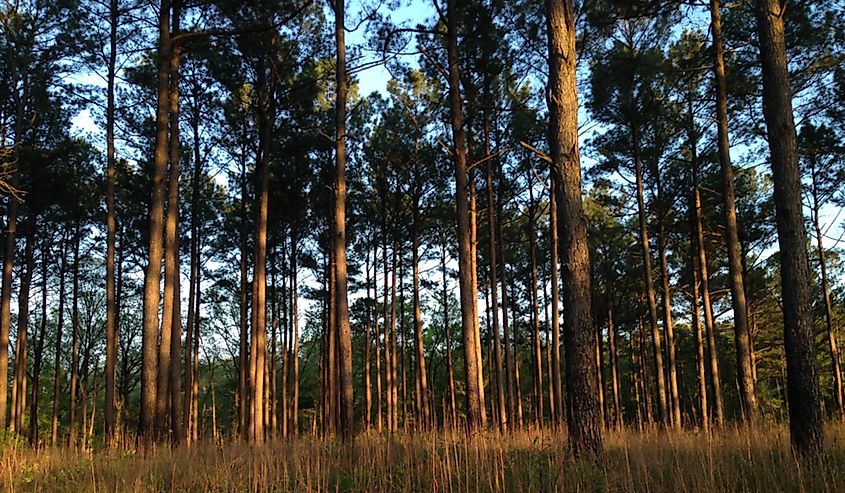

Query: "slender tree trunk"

xmin=446 ymin=0 xmax=483 ymax=431
xmin=237 ymin=144 xmax=249 ymax=440
xmin=11 ymin=223 xmax=33 ymax=434
xmin=374 ymin=241 xmax=383 ymax=431
xmin=528 ymin=181 xmax=544 ymax=426
xmin=30 ymin=236 xmax=49 ymax=445
xmin=549 ymin=178 xmax=562 ymax=426
xmin=290 ymin=235 xmax=300 ymax=435
xmin=141 ymin=0 xmax=171 ymax=441
xmin=755 ymin=0 xmax=823 ymax=456
xmin=690 ymin=115 xmax=724 ymax=427
xmin=442 ymin=246 xmax=457 ymax=427
xmin=332 ymin=0 xmax=354 ymax=440
xmin=399 ymin=257 xmax=408 ymax=431
xmin=607 ymin=293 xmax=622 ymax=430
xmin=412 ymin=203 xmax=430 ymax=430
xmin=51 ymin=233 xmax=67 ymax=446
xmin=104 ymin=0 xmax=119 ymax=445
xmin=632 ymin=124 xmax=667 ymax=426
xmin=690 ymin=237 xmax=709 ymax=433
xmin=364 ymin=240 xmax=373 ymax=430
xmin=184 ymin=91 xmax=202 ymax=444
xmin=710 ymin=0 xmax=758 ymax=423
xmin=656 ymin=180 xmax=681 ymax=429
xmin=69 ymin=223 xmax=81 ymax=448
xmin=485 ymin=158 xmax=507 ymax=432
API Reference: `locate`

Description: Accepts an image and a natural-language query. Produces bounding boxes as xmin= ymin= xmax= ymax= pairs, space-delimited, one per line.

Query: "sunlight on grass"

xmin=1 ymin=423 xmax=843 ymax=492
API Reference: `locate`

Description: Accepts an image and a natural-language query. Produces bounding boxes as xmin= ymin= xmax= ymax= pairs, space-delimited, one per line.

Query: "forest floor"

xmin=2 ymin=423 xmax=844 ymax=492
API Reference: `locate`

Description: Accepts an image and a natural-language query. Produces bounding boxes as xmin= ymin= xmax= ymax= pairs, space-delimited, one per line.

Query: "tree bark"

xmin=755 ymin=0 xmax=823 ymax=456
xmin=104 ymin=0 xmax=119 ymax=445
xmin=140 ymin=0 xmax=171 ymax=441
xmin=333 ymin=0 xmax=355 ymax=440
xmin=546 ymin=0 xmax=603 ymax=457
xmin=445 ymin=0 xmax=483 ymax=432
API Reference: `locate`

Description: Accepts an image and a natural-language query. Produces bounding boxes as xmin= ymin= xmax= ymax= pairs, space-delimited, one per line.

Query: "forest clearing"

xmin=1 ymin=0 xmax=844 ymax=491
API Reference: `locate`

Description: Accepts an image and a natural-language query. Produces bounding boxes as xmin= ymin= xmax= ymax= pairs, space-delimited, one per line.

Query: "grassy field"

xmin=2 ymin=424 xmax=844 ymax=492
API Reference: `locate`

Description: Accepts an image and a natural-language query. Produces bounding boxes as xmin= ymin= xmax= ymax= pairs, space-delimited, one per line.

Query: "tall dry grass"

xmin=1 ymin=423 xmax=843 ymax=492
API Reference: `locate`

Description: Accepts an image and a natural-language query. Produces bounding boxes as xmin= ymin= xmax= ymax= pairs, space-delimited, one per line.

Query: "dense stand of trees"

xmin=0 ymin=0 xmax=843 ymax=459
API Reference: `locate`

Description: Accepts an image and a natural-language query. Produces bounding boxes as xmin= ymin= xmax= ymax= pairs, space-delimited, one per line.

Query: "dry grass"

xmin=2 ymin=423 xmax=843 ymax=492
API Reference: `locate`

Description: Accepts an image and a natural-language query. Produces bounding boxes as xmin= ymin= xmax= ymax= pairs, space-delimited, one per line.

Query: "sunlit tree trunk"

xmin=710 ymin=0 xmax=758 ymax=424
xmin=445 ymin=0 xmax=483 ymax=431
xmin=141 ymin=0 xmax=171 ymax=441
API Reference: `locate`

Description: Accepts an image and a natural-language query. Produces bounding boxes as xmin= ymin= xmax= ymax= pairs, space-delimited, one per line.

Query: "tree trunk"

xmin=442 ymin=246 xmax=457 ymax=427
xmin=528 ymin=180 xmax=544 ymax=426
xmin=811 ymin=182 xmax=844 ymax=420
xmin=445 ymin=0 xmax=483 ymax=432
xmin=412 ymin=202 xmax=430 ymax=430
xmin=485 ymin=158 xmax=506 ymax=432
xmin=159 ymin=4 xmax=182 ymax=439
xmin=248 ymin=59 xmax=271 ymax=444
xmin=30 ymin=235 xmax=49 ymax=445
xmin=690 ymin=237 xmax=709 ymax=433
xmin=11 ymin=222 xmax=34 ymax=434
xmin=755 ymin=0 xmax=823 ymax=456
xmin=69 ymin=222 xmax=81 ymax=448
xmin=656 ymin=177 xmax=680 ymax=429
xmin=141 ymin=0 xmax=171 ymax=441
xmin=545 ymin=0 xmax=603 ymax=457
xmin=690 ymin=112 xmax=724 ymax=428
xmin=51 ymin=232 xmax=68 ymax=446
xmin=549 ymin=178 xmax=562 ymax=426
xmin=710 ymin=0 xmax=758 ymax=424
xmin=632 ymin=124 xmax=667 ymax=426
xmin=104 ymin=0 xmax=119 ymax=445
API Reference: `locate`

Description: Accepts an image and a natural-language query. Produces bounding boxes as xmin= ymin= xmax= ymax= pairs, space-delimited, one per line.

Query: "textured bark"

xmin=755 ymin=0 xmax=823 ymax=456
xmin=546 ymin=0 xmax=603 ymax=458
xmin=333 ymin=0 xmax=355 ymax=440
xmin=445 ymin=0 xmax=483 ymax=432
xmin=158 ymin=4 xmax=182 ymax=439
xmin=184 ymin=89 xmax=202 ymax=444
xmin=248 ymin=60 xmax=271 ymax=443
xmin=710 ymin=0 xmax=758 ymax=423
xmin=140 ymin=0 xmax=171 ymax=441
